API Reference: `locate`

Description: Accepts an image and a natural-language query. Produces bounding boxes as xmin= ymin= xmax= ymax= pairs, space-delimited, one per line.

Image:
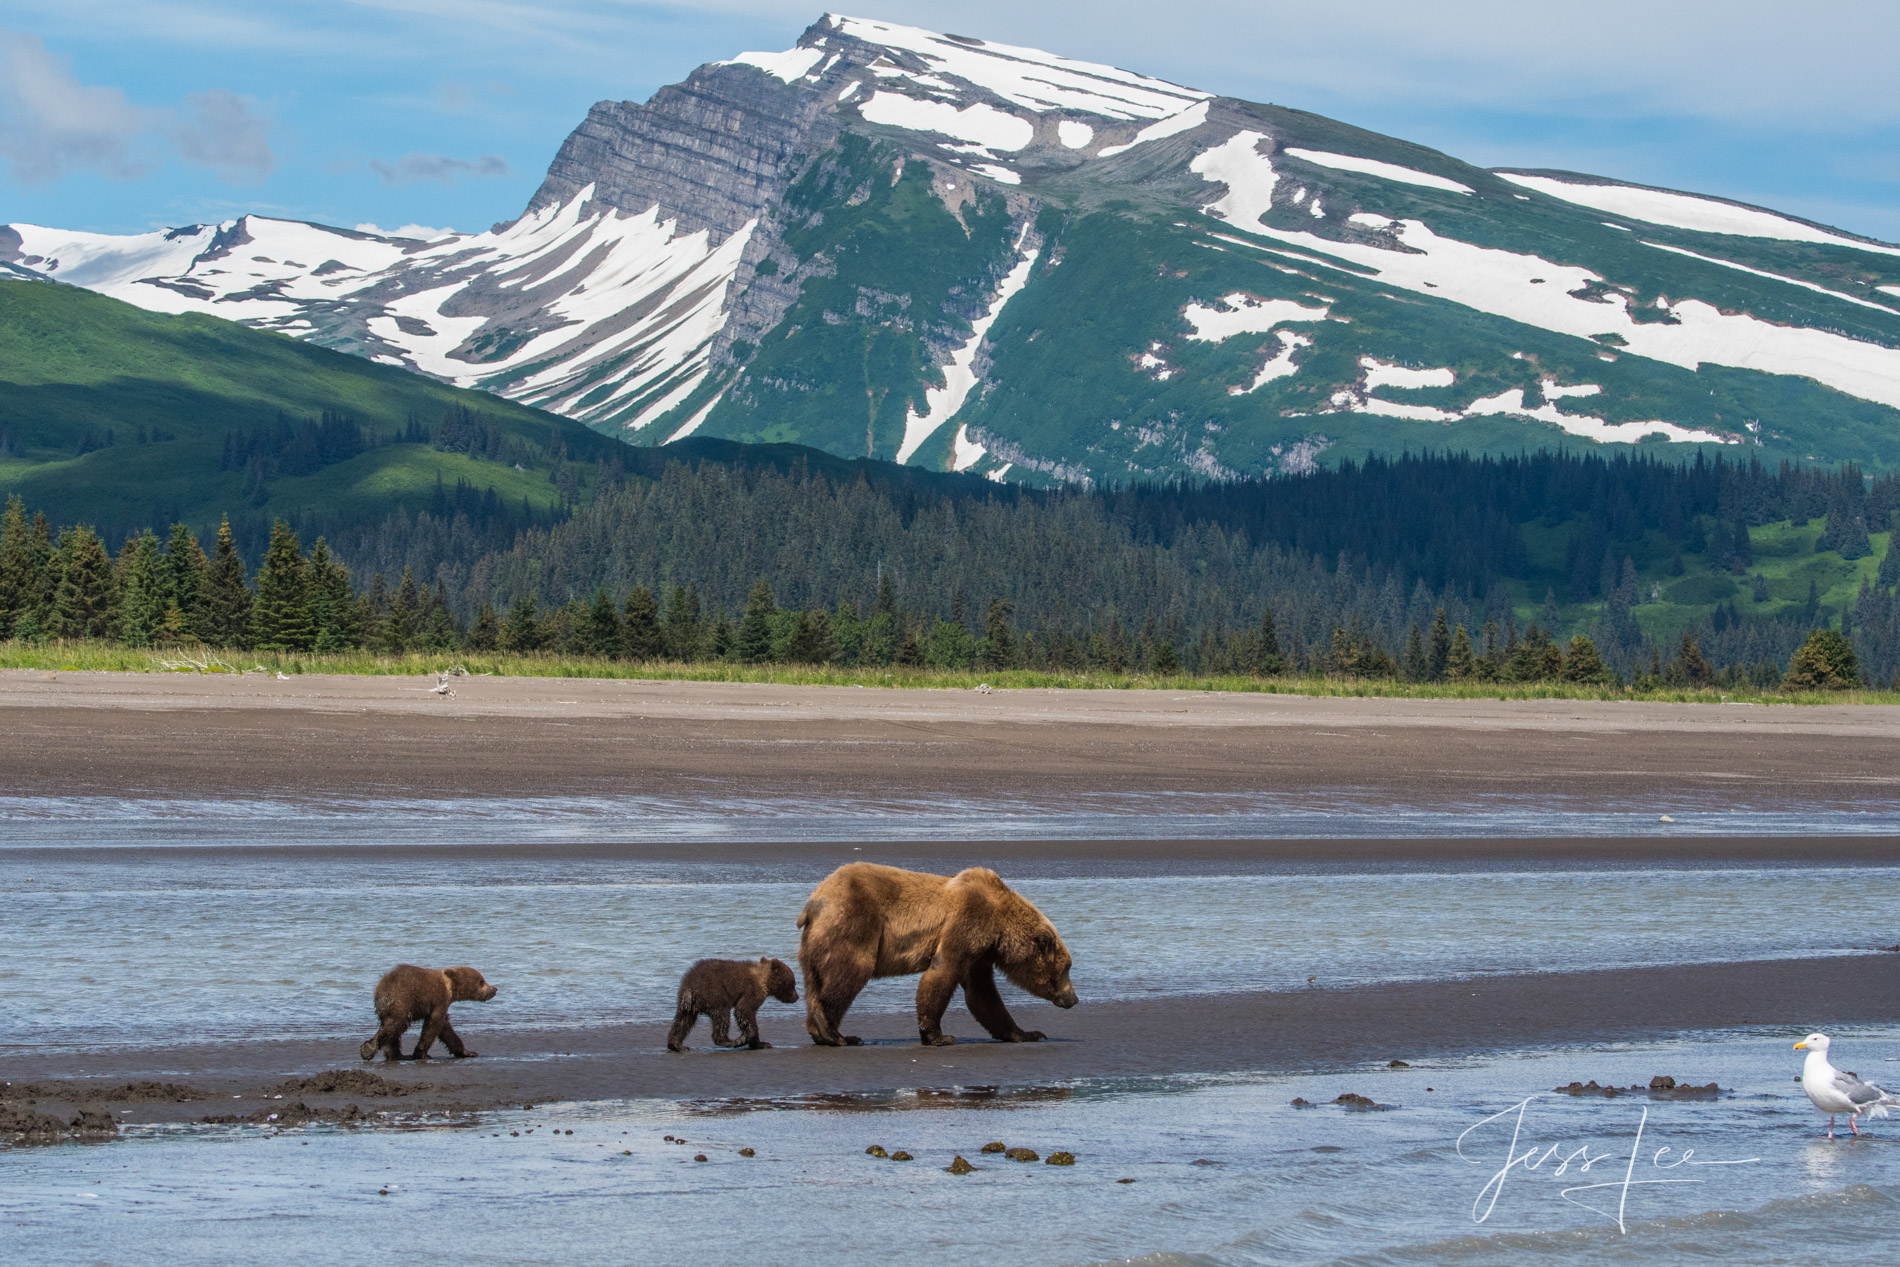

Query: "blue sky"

xmin=4 ymin=1 xmax=1898 ymax=241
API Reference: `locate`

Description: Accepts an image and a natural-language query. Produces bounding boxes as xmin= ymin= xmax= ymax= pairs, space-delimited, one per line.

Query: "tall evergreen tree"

xmin=249 ymin=520 xmax=315 ymax=651
xmin=581 ymin=587 xmax=621 ymax=658
xmin=162 ymin=523 xmax=211 ymax=642
xmin=1561 ymin=635 xmax=1612 ymax=684
xmin=467 ymin=601 xmax=501 ymax=651
xmin=204 ymin=517 xmax=253 ymax=648
xmin=381 ymin=566 xmax=420 ymax=653
xmin=0 ymin=495 xmax=32 ymax=638
xmin=1427 ymin=607 xmax=1452 ymax=681
xmin=308 ymin=539 xmax=362 ymax=651
xmin=114 ymin=531 xmax=166 ymax=647
xmin=1401 ymin=622 xmax=1426 ymax=681
xmin=621 ymin=586 xmax=661 ymax=660
xmin=1676 ymin=632 xmax=1714 ymax=687
xmin=1445 ymin=625 xmax=1476 ymax=679
xmin=53 ymin=526 xmax=114 ymax=639
xmin=500 ymin=595 xmax=542 ymax=652
xmin=1253 ymin=605 xmax=1285 ymax=675
xmin=735 ymin=579 xmax=777 ymax=663
xmin=1785 ymin=629 xmax=1859 ymax=690
xmin=785 ymin=608 xmax=834 ymax=664
xmin=980 ymin=598 xmax=1015 ymax=669
xmin=662 ymin=583 xmax=700 ymax=660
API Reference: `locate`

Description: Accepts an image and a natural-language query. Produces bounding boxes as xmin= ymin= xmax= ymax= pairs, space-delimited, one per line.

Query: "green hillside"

xmin=0 ymin=278 xmax=620 ymax=535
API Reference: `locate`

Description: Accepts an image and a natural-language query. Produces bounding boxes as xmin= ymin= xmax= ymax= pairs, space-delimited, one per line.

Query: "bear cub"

xmin=359 ymin=964 xmax=498 ymax=1062
xmin=667 ymin=957 xmax=798 ymax=1052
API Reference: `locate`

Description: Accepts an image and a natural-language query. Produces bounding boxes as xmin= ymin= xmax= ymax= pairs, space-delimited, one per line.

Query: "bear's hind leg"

xmin=363 ymin=1015 xmax=409 ymax=1062
xmin=666 ymin=1007 xmax=700 ymax=1053
xmin=800 ymin=949 xmax=869 ymax=1047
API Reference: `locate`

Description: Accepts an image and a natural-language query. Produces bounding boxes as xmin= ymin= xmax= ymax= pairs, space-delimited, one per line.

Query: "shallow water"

xmin=6 ymin=1027 xmax=1899 ymax=1265
xmin=6 ymin=854 xmax=1900 ymax=1050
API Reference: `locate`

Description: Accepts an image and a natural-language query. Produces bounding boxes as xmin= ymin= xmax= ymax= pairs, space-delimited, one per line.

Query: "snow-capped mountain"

xmin=8 ymin=13 xmax=1900 ymax=481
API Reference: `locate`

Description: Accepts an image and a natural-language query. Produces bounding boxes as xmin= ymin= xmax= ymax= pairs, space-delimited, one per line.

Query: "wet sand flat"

xmin=4 ymin=670 xmax=1899 ymax=806
xmin=10 ymin=954 xmax=1896 ymax=1121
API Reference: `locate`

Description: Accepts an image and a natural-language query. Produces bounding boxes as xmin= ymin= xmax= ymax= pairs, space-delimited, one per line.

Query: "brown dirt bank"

xmin=3 ymin=671 xmax=1899 ymax=808
xmin=7 ymin=955 xmax=1892 ymax=1125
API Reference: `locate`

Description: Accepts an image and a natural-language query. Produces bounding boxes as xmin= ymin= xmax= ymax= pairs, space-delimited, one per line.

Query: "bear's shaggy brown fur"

xmin=358 ymin=965 xmax=498 ymax=1062
xmin=666 ymin=957 xmax=798 ymax=1052
xmin=796 ymin=863 xmax=1077 ymax=1047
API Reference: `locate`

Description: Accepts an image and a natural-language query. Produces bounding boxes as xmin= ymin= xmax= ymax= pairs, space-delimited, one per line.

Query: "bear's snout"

xmin=1054 ymin=986 xmax=1078 ymax=1009
xmin=476 ymin=984 xmax=498 ymax=1002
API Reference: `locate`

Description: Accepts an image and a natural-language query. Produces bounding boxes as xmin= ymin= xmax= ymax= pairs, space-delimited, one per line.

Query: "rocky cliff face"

xmin=10 ymin=13 xmax=1900 ymax=480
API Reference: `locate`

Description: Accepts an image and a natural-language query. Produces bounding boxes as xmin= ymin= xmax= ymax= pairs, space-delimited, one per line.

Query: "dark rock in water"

xmin=1191 ymin=1158 xmax=1218 ymax=1165
xmin=946 ymin=1155 xmax=975 ymax=1174
xmin=665 ymin=1135 xmax=675 ymax=1141
xmin=890 ymin=1150 xmax=914 ymax=1161
xmin=1333 ymin=1093 xmax=1377 ymax=1108
xmin=1387 ymin=1060 xmax=1410 ymax=1068
xmin=1289 ymin=1097 xmax=1312 ymax=1107
xmin=866 ymin=1145 xmax=888 ymax=1158
xmin=738 ymin=1147 xmax=756 ymax=1157
xmin=1117 ymin=1178 xmax=1137 ymax=1184
xmin=1045 ymin=1152 xmax=1076 ymax=1166
xmin=980 ymin=1141 xmax=1007 ymax=1153
xmin=1005 ymin=1147 xmax=1038 ymax=1162
xmin=1649 ymin=1075 xmax=1677 ymax=1091
xmin=1311 ymin=1145 xmax=1345 ymax=1153
xmin=1559 ymin=1078 xmax=1723 ymax=1099
xmin=694 ymin=1153 xmax=708 ymax=1162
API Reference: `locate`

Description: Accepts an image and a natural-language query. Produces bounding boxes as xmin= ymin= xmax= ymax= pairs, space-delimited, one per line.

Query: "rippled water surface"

xmin=7 ymin=1028 xmax=1900 ymax=1265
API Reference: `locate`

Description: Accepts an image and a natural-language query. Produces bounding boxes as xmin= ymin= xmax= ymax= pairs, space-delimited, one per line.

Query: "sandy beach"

xmin=4 ymin=670 xmax=1900 ymax=807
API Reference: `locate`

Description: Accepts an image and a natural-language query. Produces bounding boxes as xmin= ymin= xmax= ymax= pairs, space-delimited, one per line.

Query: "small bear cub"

xmin=667 ymin=957 xmax=798 ymax=1052
xmin=360 ymin=964 xmax=498 ymax=1062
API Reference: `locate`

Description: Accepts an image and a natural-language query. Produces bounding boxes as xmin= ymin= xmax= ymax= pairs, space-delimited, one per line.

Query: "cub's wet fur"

xmin=667 ymin=957 xmax=798 ymax=1052
xmin=359 ymin=964 xmax=498 ymax=1062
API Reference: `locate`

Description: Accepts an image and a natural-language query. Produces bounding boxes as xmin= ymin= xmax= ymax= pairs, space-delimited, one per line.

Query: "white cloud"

xmin=368 ymin=152 xmax=509 ymax=184
xmin=0 ymin=27 xmax=272 ymax=186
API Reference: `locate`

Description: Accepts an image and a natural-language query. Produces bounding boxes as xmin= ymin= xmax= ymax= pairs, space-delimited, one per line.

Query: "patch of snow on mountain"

xmin=858 ymin=92 xmax=1034 ymax=151
xmin=666 ymin=389 xmax=727 ymax=443
xmin=1882 ymin=285 xmax=1900 ymax=299
xmin=3 ymin=223 xmax=217 ymax=292
xmin=1190 ymin=132 xmax=1278 ymax=230
xmin=1540 ymin=379 xmax=1602 ymax=399
xmin=1286 ymin=149 xmax=1472 ymax=195
xmin=826 ymin=15 xmax=1206 ymax=120
xmin=1334 ymin=390 xmax=1459 ymax=422
xmin=1181 ymin=292 xmax=1329 ymax=341
xmin=836 ymin=80 xmax=861 ymax=101
xmin=1498 ymin=173 xmax=1900 ymax=256
xmin=1057 ymin=120 xmax=1094 ymax=149
xmin=1218 ymin=214 xmax=1900 ymax=413
xmin=1233 ymin=330 xmax=1311 ymax=393
xmin=1642 ymin=240 xmax=1896 ymax=313
xmin=897 ymin=225 xmax=1037 ymax=463
xmin=972 ymin=163 xmax=1022 ymax=185
xmin=952 ymin=423 xmax=987 ymax=470
xmin=1464 ymin=389 xmax=1728 ymax=444
xmin=722 ymin=46 xmax=828 ymax=82
xmin=1361 ymin=357 xmax=1454 ymax=390
xmin=1096 ymin=100 xmax=1210 ymax=157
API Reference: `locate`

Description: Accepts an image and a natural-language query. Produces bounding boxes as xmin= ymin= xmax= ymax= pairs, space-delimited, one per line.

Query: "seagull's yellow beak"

xmin=1794 ymin=1041 xmax=1808 ymax=1050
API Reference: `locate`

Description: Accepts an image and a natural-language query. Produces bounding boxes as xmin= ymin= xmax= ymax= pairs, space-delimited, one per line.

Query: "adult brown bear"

xmin=796 ymin=862 xmax=1077 ymax=1047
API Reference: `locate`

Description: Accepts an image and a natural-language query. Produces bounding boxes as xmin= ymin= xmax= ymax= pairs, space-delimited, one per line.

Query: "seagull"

xmin=1795 ymin=1033 xmax=1900 ymax=1138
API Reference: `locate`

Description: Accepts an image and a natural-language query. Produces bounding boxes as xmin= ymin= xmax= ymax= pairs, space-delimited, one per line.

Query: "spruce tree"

xmin=785 ymin=609 xmax=834 ymax=664
xmin=1253 ymin=605 xmax=1285 ymax=675
xmin=382 ymin=567 xmax=419 ymax=654
xmin=52 ymin=526 xmax=114 ymax=639
xmin=420 ymin=593 xmax=461 ymax=651
xmin=1676 ymin=632 xmax=1713 ymax=688
xmin=204 ymin=517 xmax=253 ymax=648
xmin=1153 ymin=640 xmax=1179 ymax=675
xmin=583 ymin=588 xmax=621 ymax=657
xmin=735 ymin=579 xmax=777 ymax=663
xmin=980 ymin=598 xmax=1015 ymax=669
xmin=1445 ymin=625 xmax=1476 ymax=679
xmin=114 ymin=531 xmax=165 ymax=647
xmin=308 ymin=539 xmax=362 ymax=651
xmin=1402 ymin=622 xmax=1426 ymax=682
xmin=467 ymin=602 xmax=501 ymax=651
xmin=1785 ymin=629 xmax=1859 ymax=691
xmin=621 ymin=586 xmax=662 ymax=660
xmin=1561 ymin=635 xmax=1612 ymax=684
xmin=662 ymin=583 xmax=701 ymax=660
xmin=1427 ymin=607 xmax=1451 ymax=681
xmin=249 ymin=520 xmax=315 ymax=652
xmin=0 ymin=495 xmax=31 ymax=638
xmin=162 ymin=523 xmax=211 ymax=641
xmin=501 ymin=595 xmax=541 ymax=652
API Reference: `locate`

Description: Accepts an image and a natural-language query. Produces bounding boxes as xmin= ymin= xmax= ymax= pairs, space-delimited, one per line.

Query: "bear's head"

xmin=998 ymin=920 xmax=1078 ymax=1009
xmin=445 ymin=967 xmax=499 ymax=1003
xmin=762 ymin=957 xmax=799 ymax=1003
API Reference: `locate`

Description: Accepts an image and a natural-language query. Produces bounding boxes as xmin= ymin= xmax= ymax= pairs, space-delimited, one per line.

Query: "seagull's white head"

xmin=1794 ymin=1032 xmax=1831 ymax=1052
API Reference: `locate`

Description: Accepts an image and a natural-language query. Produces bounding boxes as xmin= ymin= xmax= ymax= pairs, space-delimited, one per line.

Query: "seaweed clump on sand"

xmin=1 ymin=1103 xmax=119 ymax=1145
xmin=278 ymin=1071 xmax=426 ymax=1098
xmin=946 ymin=1155 xmax=975 ymax=1174
xmin=201 ymin=1101 xmax=371 ymax=1128
xmin=1555 ymin=1078 xmax=1722 ymax=1098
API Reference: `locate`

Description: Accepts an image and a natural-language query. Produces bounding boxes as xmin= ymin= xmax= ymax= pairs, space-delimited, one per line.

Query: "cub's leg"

xmin=962 ymin=961 xmax=1043 ymax=1042
xmin=666 ymin=1007 xmax=700 ymax=1053
xmin=361 ymin=1014 xmax=410 ymax=1062
xmin=438 ymin=1019 xmax=477 ymax=1058
xmin=709 ymin=1008 xmax=743 ymax=1048
xmin=734 ymin=1001 xmax=770 ymax=1049
xmin=412 ymin=1008 xmax=449 ymax=1060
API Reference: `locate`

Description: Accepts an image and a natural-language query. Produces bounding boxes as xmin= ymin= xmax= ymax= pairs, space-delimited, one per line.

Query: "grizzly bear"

xmin=358 ymin=965 xmax=498 ymax=1062
xmin=796 ymin=863 xmax=1077 ymax=1047
xmin=666 ymin=957 xmax=799 ymax=1052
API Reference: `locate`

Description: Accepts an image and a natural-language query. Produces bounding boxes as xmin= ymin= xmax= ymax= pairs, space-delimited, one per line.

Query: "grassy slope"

xmin=0 ymin=278 xmax=602 ymax=529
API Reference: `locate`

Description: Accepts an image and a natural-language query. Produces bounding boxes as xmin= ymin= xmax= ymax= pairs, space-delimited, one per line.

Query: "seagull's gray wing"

xmin=1832 ymin=1070 xmax=1892 ymax=1105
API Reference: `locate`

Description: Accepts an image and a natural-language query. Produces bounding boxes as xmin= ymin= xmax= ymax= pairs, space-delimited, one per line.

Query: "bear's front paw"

xmin=359 ymin=1040 xmax=378 ymax=1062
xmin=1012 ymin=1030 xmax=1046 ymax=1043
xmin=454 ymin=1050 xmax=478 ymax=1059
xmin=843 ymin=1035 xmax=862 ymax=1046
xmin=749 ymin=1040 xmax=773 ymax=1049
xmin=922 ymin=1033 xmax=957 ymax=1047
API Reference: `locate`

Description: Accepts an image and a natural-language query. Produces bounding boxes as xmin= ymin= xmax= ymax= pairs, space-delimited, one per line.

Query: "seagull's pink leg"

xmin=1850 ymin=1114 xmax=1862 ymax=1137
xmin=1828 ymin=1115 xmax=1836 ymax=1139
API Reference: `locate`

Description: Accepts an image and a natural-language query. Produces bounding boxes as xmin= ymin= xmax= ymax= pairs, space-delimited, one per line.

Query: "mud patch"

xmin=277 ymin=1071 xmax=428 ymax=1098
xmin=1 ymin=1104 xmax=119 ymax=1145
